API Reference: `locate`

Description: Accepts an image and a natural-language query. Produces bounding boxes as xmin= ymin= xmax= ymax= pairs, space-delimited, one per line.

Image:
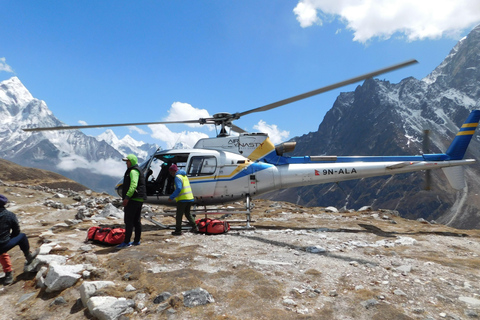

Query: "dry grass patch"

xmin=352 ymin=288 xmax=381 ymax=301
xmin=225 ymin=289 xmax=255 ymax=308
xmin=145 ymin=268 xmax=206 ymax=293
xmin=252 ymin=284 xmax=283 ymax=300
xmin=304 ymin=268 xmax=322 ymax=276
xmin=371 ymin=304 xmax=416 ymax=320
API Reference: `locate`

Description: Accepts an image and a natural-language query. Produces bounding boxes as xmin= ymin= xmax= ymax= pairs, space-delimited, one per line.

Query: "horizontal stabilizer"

xmin=386 ymin=162 xmax=409 ymax=169
xmin=442 ymin=166 xmax=466 ymax=190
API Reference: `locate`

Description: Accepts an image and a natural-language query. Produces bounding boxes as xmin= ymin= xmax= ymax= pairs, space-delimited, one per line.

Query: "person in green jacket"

xmin=118 ymin=154 xmax=147 ymax=248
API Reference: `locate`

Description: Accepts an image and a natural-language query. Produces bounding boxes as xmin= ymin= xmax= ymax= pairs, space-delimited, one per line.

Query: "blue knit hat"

xmin=0 ymin=194 xmax=8 ymax=206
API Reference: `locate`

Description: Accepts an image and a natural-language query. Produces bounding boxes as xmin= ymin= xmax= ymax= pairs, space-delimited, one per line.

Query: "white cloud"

xmin=148 ymin=123 xmax=209 ymax=149
xmin=253 ymin=120 xmax=290 ymax=144
xmin=294 ymin=0 xmax=480 ymax=42
xmin=165 ymin=101 xmax=213 ymax=130
xmin=57 ymin=154 xmax=124 ymax=178
xmin=142 ymin=102 xmax=213 ymax=149
xmin=293 ymin=1 xmax=321 ymax=28
xmin=0 ymin=57 xmax=13 ymax=73
xmin=128 ymin=126 xmax=148 ymax=135
xmin=78 ymin=120 xmax=88 ymax=125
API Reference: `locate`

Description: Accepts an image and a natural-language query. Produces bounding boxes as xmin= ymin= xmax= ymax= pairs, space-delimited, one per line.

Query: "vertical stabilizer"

xmin=445 ymin=110 xmax=480 ymax=160
xmin=442 ymin=166 xmax=466 ymax=190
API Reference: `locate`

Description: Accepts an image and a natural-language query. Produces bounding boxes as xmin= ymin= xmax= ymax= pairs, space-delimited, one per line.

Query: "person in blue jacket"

xmin=168 ymin=164 xmax=199 ymax=236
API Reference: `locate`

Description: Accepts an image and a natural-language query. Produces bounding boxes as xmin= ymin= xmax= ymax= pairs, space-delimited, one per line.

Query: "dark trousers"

xmin=0 ymin=233 xmax=30 ymax=256
xmin=175 ymin=201 xmax=196 ymax=232
xmin=124 ymin=200 xmax=143 ymax=244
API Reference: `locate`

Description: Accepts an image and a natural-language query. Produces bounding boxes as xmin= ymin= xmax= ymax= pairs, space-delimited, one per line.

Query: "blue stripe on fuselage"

xmin=261 ymin=150 xmax=447 ymax=165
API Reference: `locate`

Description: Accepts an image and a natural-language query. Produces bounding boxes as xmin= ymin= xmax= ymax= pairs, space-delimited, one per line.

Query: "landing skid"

xmin=143 ymin=195 xmax=255 ymax=231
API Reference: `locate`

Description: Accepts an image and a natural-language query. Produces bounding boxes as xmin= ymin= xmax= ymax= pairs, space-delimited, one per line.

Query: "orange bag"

xmin=86 ymin=227 xmax=126 ymax=245
xmin=196 ymin=218 xmax=230 ymax=234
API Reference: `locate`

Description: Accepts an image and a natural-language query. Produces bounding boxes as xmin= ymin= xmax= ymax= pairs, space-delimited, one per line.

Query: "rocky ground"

xmin=1 ymin=180 xmax=480 ymax=320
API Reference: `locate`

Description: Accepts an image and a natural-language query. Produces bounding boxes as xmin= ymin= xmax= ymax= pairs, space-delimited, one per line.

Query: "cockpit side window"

xmin=187 ymin=156 xmax=217 ymax=176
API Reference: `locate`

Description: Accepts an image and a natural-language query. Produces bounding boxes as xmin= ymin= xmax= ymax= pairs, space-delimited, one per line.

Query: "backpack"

xmin=196 ymin=218 xmax=230 ymax=235
xmin=86 ymin=226 xmax=126 ymax=245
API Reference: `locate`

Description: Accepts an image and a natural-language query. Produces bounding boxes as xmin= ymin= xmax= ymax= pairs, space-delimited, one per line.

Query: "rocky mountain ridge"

xmin=264 ymin=24 xmax=480 ymax=230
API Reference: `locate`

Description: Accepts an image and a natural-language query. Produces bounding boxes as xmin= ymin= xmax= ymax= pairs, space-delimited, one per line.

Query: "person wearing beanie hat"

xmin=0 ymin=194 xmax=38 ymax=284
xmin=0 ymin=194 xmax=8 ymax=207
xmin=118 ymin=154 xmax=147 ymax=248
xmin=0 ymin=195 xmax=13 ymax=284
xmin=168 ymin=165 xmax=198 ymax=235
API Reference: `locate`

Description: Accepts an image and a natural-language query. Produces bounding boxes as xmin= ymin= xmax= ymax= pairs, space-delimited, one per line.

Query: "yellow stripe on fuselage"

xmin=247 ymin=137 xmax=276 ymax=161
xmin=457 ymin=130 xmax=476 ymax=136
xmin=462 ymin=123 xmax=478 ymax=128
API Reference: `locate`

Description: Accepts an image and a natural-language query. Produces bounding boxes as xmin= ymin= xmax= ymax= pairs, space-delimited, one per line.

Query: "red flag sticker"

xmin=315 ymin=170 xmax=320 ymax=176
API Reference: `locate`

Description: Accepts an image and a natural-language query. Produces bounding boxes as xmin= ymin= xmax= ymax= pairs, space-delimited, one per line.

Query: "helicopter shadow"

xmin=254 ymin=224 xmax=469 ymax=238
xmin=233 ymin=223 xmax=469 ymax=266
xmin=230 ymin=232 xmax=378 ymax=267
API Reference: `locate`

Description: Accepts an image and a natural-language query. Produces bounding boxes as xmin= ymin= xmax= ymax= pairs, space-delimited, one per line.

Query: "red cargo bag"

xmin=86 ymin=226 xmax=126 ymax=245
xmin=196 ymin=218 xmax=230 ymax=235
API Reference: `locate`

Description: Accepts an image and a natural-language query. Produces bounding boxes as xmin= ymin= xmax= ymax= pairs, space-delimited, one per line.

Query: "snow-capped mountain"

xmin=0 ymin=77 xmax=151 ymax=194
xmin=172 ymin=141 xmax=191 ymax=149
xmin=263 ymin=24 xmax=480 ymax=229
xmin=96 ymin=129 xmax=159 ymax=163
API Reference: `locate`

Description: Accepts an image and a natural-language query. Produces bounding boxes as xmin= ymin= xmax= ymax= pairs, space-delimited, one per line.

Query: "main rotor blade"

xmin=230 ymin=124 xmax=247 ymax=134
xmin=23 ymin=119 xmax=203 ymax=132
xmin=237 ymin=59 xmax=418 ymax=118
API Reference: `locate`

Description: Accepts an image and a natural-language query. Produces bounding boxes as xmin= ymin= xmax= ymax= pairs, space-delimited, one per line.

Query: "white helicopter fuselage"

xmin=115 ymin=110 xmax=480 ymax=206
xmin=118 ymin=141 xmax=475 ymax=206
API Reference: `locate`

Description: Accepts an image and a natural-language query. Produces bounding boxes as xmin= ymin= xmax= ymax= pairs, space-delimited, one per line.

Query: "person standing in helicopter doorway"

xmin=118 ymin=154 xmax=147 ymax=248
xmin=168 ymin=164 xmax=199 ymax=235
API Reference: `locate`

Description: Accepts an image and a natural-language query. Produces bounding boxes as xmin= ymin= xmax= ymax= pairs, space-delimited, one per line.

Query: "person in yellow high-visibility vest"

xmin=167 ymin=164 xmax=199 ymax=236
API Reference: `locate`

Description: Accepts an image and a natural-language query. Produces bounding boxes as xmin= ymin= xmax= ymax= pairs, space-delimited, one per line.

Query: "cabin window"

xmin=187 ymin=156 xmax=217 ymax=176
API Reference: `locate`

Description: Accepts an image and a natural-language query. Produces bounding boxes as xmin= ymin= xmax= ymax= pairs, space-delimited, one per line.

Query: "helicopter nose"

xmin=115 ymin=184 xmax=123 ymax=198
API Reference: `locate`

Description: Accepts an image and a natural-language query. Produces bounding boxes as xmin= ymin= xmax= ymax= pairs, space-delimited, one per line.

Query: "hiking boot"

xmin=117 ymin=242 xmax=132 ymax=249
xmin=190 ymin=227 xmax=199 ymax=233
xmin=171 ymin=231 xmax=183 ymax=236
xmin=4 ymin=271 xmax=13 ymax=285
xmin=25 ymin=249 xmax=39 ymax=265
xmin=131 ymin=241 xmax=141 ymax=246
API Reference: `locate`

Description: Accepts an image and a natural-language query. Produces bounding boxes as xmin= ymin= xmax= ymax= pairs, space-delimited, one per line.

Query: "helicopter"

xmin=23 ymin=59 xmax=480 ymax=211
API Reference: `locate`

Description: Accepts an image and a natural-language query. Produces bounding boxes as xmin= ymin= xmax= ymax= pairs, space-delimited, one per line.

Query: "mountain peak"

xmin=96 ymin=129 xmax=120 ymax=145
xmin=423 ymin=23 xmax=480 ymax=90
xmin=121 ymin=134 xmax=144 ymax=146
xmin=0 ymin=76 xmax=34 ymax=108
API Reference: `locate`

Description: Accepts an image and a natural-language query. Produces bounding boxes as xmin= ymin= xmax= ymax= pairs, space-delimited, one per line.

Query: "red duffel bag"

xmin=86 ymin=226 xmax=126 ymax=245
xmin=196 ymin=218 xmax=230 ymax=235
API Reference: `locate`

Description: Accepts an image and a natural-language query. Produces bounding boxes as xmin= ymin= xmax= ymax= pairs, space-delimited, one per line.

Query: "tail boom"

xmin=269 ymin=159 xmax=475 ymax=190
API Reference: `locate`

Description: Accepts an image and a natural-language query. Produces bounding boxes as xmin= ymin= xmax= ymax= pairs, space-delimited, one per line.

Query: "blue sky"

xmin=2 ymin=1 xmax=480 ymax=149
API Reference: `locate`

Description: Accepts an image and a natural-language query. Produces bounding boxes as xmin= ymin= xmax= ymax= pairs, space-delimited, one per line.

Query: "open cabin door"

xmin=144 ymin=152 xmax=190 ymax=201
